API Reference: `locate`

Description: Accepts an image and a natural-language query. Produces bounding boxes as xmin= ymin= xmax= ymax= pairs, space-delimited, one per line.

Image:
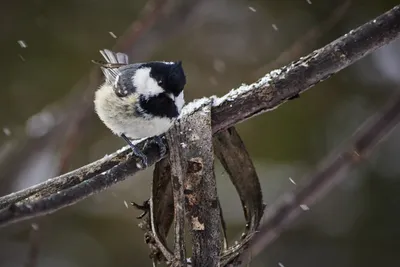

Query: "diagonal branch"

xmin=240 ymin=92 xmax=400 ymax=265
xmin=0 ymin=5 xmax=399 ymax=228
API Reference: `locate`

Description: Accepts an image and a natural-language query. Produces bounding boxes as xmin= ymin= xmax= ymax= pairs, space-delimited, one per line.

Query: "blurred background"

xmin=1 ymin=0 xmax=400 ymax=266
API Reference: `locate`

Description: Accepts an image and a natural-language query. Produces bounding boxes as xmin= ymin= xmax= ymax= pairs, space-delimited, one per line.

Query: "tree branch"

xmin=135 ymin=157 xmax=174 ymax=264
xmin=181 ymin=102 xmax=221 ymax=267
xmin=0 ymin=5 xmax=399 ymax=228
xmin=239 ymin=92 xmax=400 ymax=265
xmin=166 ymin=124 xmax=188 ymax=267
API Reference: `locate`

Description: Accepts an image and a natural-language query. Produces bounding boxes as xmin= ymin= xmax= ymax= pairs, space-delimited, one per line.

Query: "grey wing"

xmin=115 ymin=65 xmax=142 ymax=96
xmin=99 ymin=49 xmax=129 ymax=85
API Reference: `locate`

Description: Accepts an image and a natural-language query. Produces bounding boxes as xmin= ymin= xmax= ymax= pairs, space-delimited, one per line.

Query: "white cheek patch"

xmin=175 ymin=91 xmax=185 ymax=113
xmin=132 ymin=68 xmax=164 ymax=97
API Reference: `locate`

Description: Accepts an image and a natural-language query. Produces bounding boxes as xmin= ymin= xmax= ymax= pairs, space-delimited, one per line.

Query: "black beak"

xmin=168 ymin=61 xmax=186 ymax=88
xmin=170 ymin=61 xmax=183 ymax=74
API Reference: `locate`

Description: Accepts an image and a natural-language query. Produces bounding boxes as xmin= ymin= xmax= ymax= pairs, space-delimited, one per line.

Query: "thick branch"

xmin=181 ymin=102 xmax=221 ymax=267
xmin=0 ymin=5 xmax=399 ymax=228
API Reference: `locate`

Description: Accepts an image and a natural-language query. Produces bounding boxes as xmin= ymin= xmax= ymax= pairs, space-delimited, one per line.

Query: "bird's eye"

xmin=157 ymin=80 xmax=163 ymax=86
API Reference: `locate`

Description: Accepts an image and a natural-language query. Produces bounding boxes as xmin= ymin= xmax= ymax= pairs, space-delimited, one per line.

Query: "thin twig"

xmin=24 ymin=223 xmax=40 ymax=267
xmin=0 ymin=5 xmax=399 ymax=228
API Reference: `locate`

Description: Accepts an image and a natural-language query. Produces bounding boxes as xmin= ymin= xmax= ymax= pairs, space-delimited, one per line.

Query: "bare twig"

xmin=0 ymin=5 xmax=399 ymax=228
xmin=24 ymin=223 xmax=40 ymax=267
xmin=219 ymin=200 xmax=228 ymax=250
xmin=240 ymin=93 xmax=400 ymax=265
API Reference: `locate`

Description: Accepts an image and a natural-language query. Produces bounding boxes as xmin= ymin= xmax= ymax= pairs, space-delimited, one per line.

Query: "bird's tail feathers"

xmin=100 ymin=49 xmax=129 ymax=64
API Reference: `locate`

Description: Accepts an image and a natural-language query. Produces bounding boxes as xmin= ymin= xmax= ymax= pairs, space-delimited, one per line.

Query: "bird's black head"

xmin=145 ymin=61 xmax=186 ymax=96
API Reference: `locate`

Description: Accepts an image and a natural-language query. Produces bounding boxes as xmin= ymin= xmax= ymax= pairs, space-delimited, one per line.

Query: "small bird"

xmin=93 ymin=49 xmax=186 ymax=167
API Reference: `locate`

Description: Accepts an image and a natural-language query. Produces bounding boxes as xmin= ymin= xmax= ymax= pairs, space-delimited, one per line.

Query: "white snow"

xmin=109 ymin=31 xmax=117 ymax=39
xmin=179 ymin=97 xmax=213 ymax=118
xmin=300 ymin=204 xmax=310 ymax=211
xmin=212 ymin=68 xmax=282 ymax=107
xmin=17 ymin=40 xmax=27 ymax=48
xmin=2 ymin=127 xmax=11 ymax=136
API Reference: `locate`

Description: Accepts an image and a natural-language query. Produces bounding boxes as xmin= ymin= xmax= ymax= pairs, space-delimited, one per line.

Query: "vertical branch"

xmin=182 ymin=103 xmax=221 ymax=267
xmin=166 ymin=127 xmax=188 ymax=267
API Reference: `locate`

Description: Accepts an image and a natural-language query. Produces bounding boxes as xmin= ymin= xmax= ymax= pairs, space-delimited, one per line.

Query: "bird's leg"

xmin=121 ymin=134 xmax=148 ymax=168
xmin=144 ymin=135 xmax=167 ymax=157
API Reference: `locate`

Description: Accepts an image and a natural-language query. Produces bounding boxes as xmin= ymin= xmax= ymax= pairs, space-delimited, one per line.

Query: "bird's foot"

xmin=131 ymin=199 xmax=150 ymax=219
xmin=144 ymin=135 xmax=167 ymax=158
xmin=121 ymin=134 xmax=148 ymax=168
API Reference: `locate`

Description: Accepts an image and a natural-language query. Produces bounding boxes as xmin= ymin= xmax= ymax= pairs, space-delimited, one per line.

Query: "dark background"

xmin=1 ymin=0 xmax=400 ymax=266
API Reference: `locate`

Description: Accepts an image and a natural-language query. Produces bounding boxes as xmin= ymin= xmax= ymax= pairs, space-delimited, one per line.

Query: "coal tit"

xmin=93 ymin=49 xmax=186 ymax=167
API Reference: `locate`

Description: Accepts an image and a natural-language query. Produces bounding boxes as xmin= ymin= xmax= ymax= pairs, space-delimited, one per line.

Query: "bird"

xmin=93 ymin=49 xmax=186 ymax=167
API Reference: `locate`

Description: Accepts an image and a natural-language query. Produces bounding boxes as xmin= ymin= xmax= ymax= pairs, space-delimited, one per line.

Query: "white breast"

xmin=94 ymin=84 xmax=175 ymax=139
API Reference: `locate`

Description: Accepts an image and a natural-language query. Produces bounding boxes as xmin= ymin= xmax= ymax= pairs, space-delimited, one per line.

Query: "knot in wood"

xmin=187 ymin=158 xmax=203 ymax=174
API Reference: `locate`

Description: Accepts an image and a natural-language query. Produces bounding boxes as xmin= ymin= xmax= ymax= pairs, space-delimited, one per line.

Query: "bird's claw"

xmin=144 ymin=135 xmax=167 ymax=157
xmin=137 ymin=154 xmax=149 ymax=168
xmin=131 ymin=200 xmax=150 ymax=219
xmin=121 ymin=134 xmax=149 ymax=168
xmin=130 ymin=146 xmax=148 ymax=168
